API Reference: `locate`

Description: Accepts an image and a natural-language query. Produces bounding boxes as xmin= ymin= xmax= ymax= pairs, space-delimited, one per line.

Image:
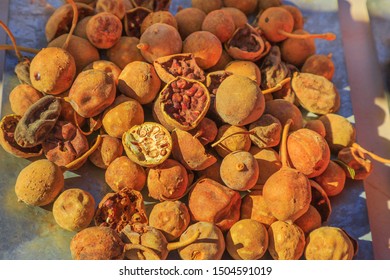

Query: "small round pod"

xmin=70 ymin=226 xmax=124 ymax=260
xmin=226 ymin=219 xmax=269 ymax=260
xmin=86 ymin=12 xmax=123 ymax=49
xmin=178 ymin=221 xmax=225 ymax=260
xmin=222 ymin=7 xmax=248 ymax=28
xmin=105 ymin=156 xmax=146 ymax=192
xmin=287 ymin=128 xmax=331 ymax=178
xmin=89 ymin=135 xmax=124 ymax=169
xmin=201 ymin=9 xmax=235 ymax=43
xmin=207 ymin=50 xmax=233 ymax=72
xmin=280 ymin=29 xmax=316 ymax=67
xmin=301 ymin=53 xmax=335 ymax=81
xmin=15 ymin=159 xmax=64 ymax=206
xmin=294 ymin=205 xmax=322 ymax=235
xmin=83 ymin=60 xmax=122 ymax=85
xmin=137 ymin=23 xmax=182 ymax=63
xmin=240 ymin=190 xmax=277 ymax=227
xmin=223 ymin=0 xmax=258 ymax=15
xmin=249 ymin=114 xmax=282 ymax=149
xmin=257 ymin=6 xmax=294 ymax=43
xmin=281 ymin=5 xmax=304 ymax=30
xmin=215 ymin=75 xmax=265 ymax=126
xmin=140 ymin=11 xmax=178 ymax=34
xmin=213 ymin=125 xmax=252 ymax=158
xmin=68 ymin=69 xmax=116 ymax=118
xmin=191 ymin=0 xmax=222 ymax=14
xmin=96 ymin=0 xmax=126 ymax=19
xmin=314 ymin=160 xmax=346 ymax=197
xmin=175 ymin=7 xmax=206 ymax=39
xmin=268 ymin=220 xmax=306 ymax=260
xmin=149 ymin=200 xmax=190 ymax=241
xmin=74 ymin=16 xmax=91 ymax=39
xmin=9 ymin=84 xmax=43 ymax=116
xmin=225 ymin=60 xmax=261 ymax=85
xmin=53 ymin=188 xmax=96 ymax=232
xmin=188 ymin=178 xmax=241 ymax=232
xmin=189 ymin=117 xmax=218 ymax=145
xmin=182 ymin=31 xmax=223 ymax=70
xmin=47 ymin=34 xmax=100 ymax=74
xmin=220 ymin=150 xmax=259 ymax=191
xmin=249 ymin=146 xmax=282 ymax=186
xmin=304 ymin=226 xmax=355 ymax=260
xmin=30 ymin=47 xmax=76 ymax=95
xmin=318 ymin=113 xmax=356 ymax=153
xmin=147 ymin=159 xmax=189 ymax=201
xmin=122 ymin=122 xmax=172 ymax=167
xmin=196 ymin=158 xmax=224 ymax=185
xmin=107 ymin=37 xmax=145 ymax=69
xmin=305 ymin=119 xmax=326 ymax=138
xmin=264 ymin=99 xmax=304 ymax=131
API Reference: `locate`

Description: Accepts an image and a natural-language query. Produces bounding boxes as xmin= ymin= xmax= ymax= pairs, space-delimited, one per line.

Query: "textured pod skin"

xmin=86 ymin=12 xmax=123 ymax=49
xmin=257 ymin=7 xmax=294 ymax=43
xmin=14 ymin=95 xmax=61 ymax=148
xmin=70 ymin=226 xmax=124 ymax=260
xmin=301 ymin=54 xmax=335 ymax=80
xmin=140 ymin=10 xmax=178 ymax=34
xmin=225 ymin=60 xmax=261 ymax=85
xmin=214 ymin=125 xmax=251 ymax=158
xmin=89 ymin=135 xmax=124 ymax=169
xmin=175 ymin=7 xmax=206 ymax=39
xmin=96 ymin=0 xmax=126 ymax=19
xmin=15 ymin=159 xmax=64 ymax=206
xmin=202 ymin=9 xmax=235 ymax=43
xmin=240 ymin=190 xmax=277 ymax=227
xmin=264 ymin=99 xmax=303 ymax=131
xmin=249 ymin=114 xmax=282 ymax=149
xmin=107 ymin=37 xmax=145 ymax=69
xmin=249 ymin=147 xmax=282 ymax=186
xmin=9 ymin=84 xmax=43 ymax=116
xmin=294 ymin=205 xmax=322 ymax=235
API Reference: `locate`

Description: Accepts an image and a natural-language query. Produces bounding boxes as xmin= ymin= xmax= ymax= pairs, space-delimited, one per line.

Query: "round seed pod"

xmin=268 ymin=220 xmax=306 ymax=260
xmin=191 ymin=0 xmax=222 ymax=14
xmin=178 ymin=221 xmax=225 ymax=260
xmin=182 ymin=31 xmax=222 ymax=69
xmin=122 ymin=122 xmax=172 ymax=167
xmin=305 ymin=119 xmax=326 ymax=138
xmin=189 ymin=117 xmax=218 ymax=145
xmin=175 ymin=7 xmax=206 ymax=39
xmin=89 ymin=135 xmax=124 ymax=169
xmin=196 ymin=158 xmax=224 ymax=184
xmin=223 ymin=0 xmax=258 ymax=15
xmin=53 ymin=188 xmax=96 ymax=232
xmin=96 ymin=0 xmax=126 ymax=20
xmin=83 ymin=60 xmax=122 ymax=86
xmin=264 ymin=99 xmax=303 ymax=131
xmin=140 ymin=11 xmax=178 ymax=34
xmin=319 ymin=113 xmax=356 ymax=153
xmin=105 ymin=156 xmax=146 ymax=192
xmin=220 ymin=150 xmax=259 ymax=191
xmin=294 ymin=205 xmax=322 ymax=235
xmin=207 ymin=50 xmax=233 ymax=72
xmin=226 ymin=219 xmax=268 ymax=260
xmin=249 ymin=146 xmax=282 ymax=186
xmin=301 ymin=54 xmax=335 ymax=81
xmin=257 ymin=7 xmax=294 ymax=43
xmin=86 ymin=12 xmax=123 ymax=49
xmin=213 ymin=125 xmax=252 ymax=158
xmin=202 ymin=9 xmax=235 ymax=43
xmin=304 ymin=226 xmax=355 ymax=260
xmin=107 ymin=37 xmax=145 ymax=69
xmin=9 ymin=84 xmax=43 ymax=116
xmin=30 ymin=47 xmax=76 ymax=95
xmin=70 ymin=226 xmax=124 ymax=260
xmin=225 ymin=60 xmax=261 ymax=85
xmin=15 ymin=159 xmax=64 ymax=206
xmin=280 ymin=29 xmax=316 ymax=67
xmin=249 ymin=114 xmax=282 ymax=149
xmin=74 ymin=16 xmax=91 ymax=40
xmin=188 ymin=178 xmax=241 ymax=232
xmin=281 ymin=5 xmax=304 ymax=30
xmin=149 ymin=200 xmax=190 ymax=241
xmin=137 ymin=23 xmax=182 ymax=63
xmin=215 ymin=75 xmax=265 ymax=126
xmin=240 ymin=190 xmax=277 ymax=228
xmin=314 ymin=160 xmax=346 ymax=197
xmin=222 ymin=7 xmax=248 ymax=28
xmin=147 ymin=159 xmax=188 ymax=201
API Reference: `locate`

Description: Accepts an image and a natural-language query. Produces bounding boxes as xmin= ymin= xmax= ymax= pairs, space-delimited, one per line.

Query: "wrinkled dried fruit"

xmin=175 ymin=7 xmax=206 ymax=39
xmin=53 ymin=188 xmax=95 ymax=232
xmin=70 ymin=226 xmax=124 ymax=260
xmin=314 ymin=160 xmax=346 ymax=197
xmin=132 ymin=0 xmax=171 ymax=11
xmin=107 ymin=37 xmax=145 ymax=69
xmin=95 ymin=188 xmax=148 ymax=232
xmin=188 ymin=178 xmax=241 ymax=232
xmin=96 ymin=0 xmax=126 ymax=20
xmin=189 ymin=117 xmax=218 ymax=145
xmin=140 ymin=11 xmax=178 ymax=34
xmin=294 ymin=205 xmax=322 ymax=235
xmin=123 ymin=7 xmax=152 ymax=38
xmin=83 ymin=60 xmax=121 ymax=85
xmin=9 ymin=84 xmax=43 ymax=116
xmin=89 ymin=135 xmax=124 ymax=169
xmin=86 ymin=12 xmax=123 ymax=49
xmin=122 ymin=122 xmax=172 ymax=167
xmin=14 ymin=95 xmax=61 ymax=148
xmin=337 ymin=147 xmax=373 ymax=180
xmin=14 ymin=57 xmax=32 ymax=85
xmin=225 ymin=60 xmax=261 ymax=85
xmin=260 ymin=45 xmax=290 ymax=90
xmin=15 ymin=159 xmax=64 ymax=206
xmin=301 ymin=53 xmax=335 ymax=81
xmin=249 ymin=146 xmax=282 ymax=186
xmin=240 ymin=190 xmax=277 ymax=227
xmin=249 ymin=114 xmax=282 ymax=149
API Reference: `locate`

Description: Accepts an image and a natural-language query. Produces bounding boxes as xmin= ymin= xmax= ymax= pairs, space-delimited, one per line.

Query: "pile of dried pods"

xmin=1 ymin=0 xmax=388 ymax=260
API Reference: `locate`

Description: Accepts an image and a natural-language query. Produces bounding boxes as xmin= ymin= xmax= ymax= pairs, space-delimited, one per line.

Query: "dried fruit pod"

xmin=292 ymin=72 xmax=340 ymax=115
xmin=94 ymin=188 xmax=148 ymax=232
xmin=86 ymin=12 xmax=123 ymax=49
xmin=153 ymin=53 xmax=205 ymax=84
xmin=45 ymin=2 xmax=95 ymax=42
xmin=152 ymin=97 xmax=176 ymax=132
xmin=249 ymin=146 xmax=282 ymax=186
xmin=225 ymin=24 xmax=270 ymax=61
xmin=140 ymin=10 xmax=178 ymax=34
xmin=305 ymin=119 xmax=326 ymax=138
xmin=260 ymin=45 xmax=290 ymax=90
xmin=215 ymin=75 xmax=265 ymax=126
xmin=202 ymin=9 xmax=235 ymax=43
xmin=226 ymin=219 xmax=269 ymax=260
xmin=68 ymin=69 xmax=116 ymax=118
xmin=304 ymin=226 xmax=355 ymax=260
xmin=96 ymin=0 xmax=126 ymax=20
xmin=42 ymin=120 xmax=89 ymax=167
xmin=281 ymin=5 xmax=304 ymax=30
xmin=310 ymin=180 xmax=332 ymax=223
xmin=196 ymin=158 xmax=224 ymax=184
xmin=159 ymin=77 xmax=210 ymax=131
xmin=225 ymin=60 xmax=261 ymax=85
xmin=123 ymin=7 xmax=152 ymax=38
xmin=147 ymin=159 xmax=189 ymax=201
xmin=149 ymin=200 xmax=190 ymax=241
xmin=89 ymin=135 xmax=123 ymax=169
xmin=178 ymin=221 xmax=225 ymax=260
xmin=280 ymin=29 xmax=316 ymax=67
xmin=122 ymin=122 xmax=172 ymax=167
xmin=171 ymin=129 xmax=217 ymax=171
xmin=337 ymin=147 xmax=373 ymax=180
xmin=268 ymin=220 xmax=306 ymax=260
xmin=314 ymin=160 xmax=346 ymax=197
xmin=205 ymin=70 xmax=232 ymax=121
xmin=264 ymin=99 xmax=303 ymax=131
xmin=175 ymin=7 xmax=206 ymax=39
xmin=207 ymin=50 xmax=233 ymax=72
xmin=14 ymin=57 xmax=32 ymax=85
xmin=240 ymin=190 xmax=277 ymax=227
xmin=131 ymin=0 xmax=171 ymax=11
xmin=302 ymin=53 xmax=335 ymax=81
xmin=15 ymin=159 xmax=64 ymax=206
xmin=73 ymin=16 xmax=91 ymax=40
xmin=249 ymin=114 xmax=282 ymax=149
xmin=105 ymin=156 xmax=146 ymax=192
xmin=191 ymin=0 xmax=222 ymax=14
xmin=189 ymin=117 xmax=218 ymax=145
xmin=212 ymin=125 xmax=252 ymax=158
xmin=70 ymin=226 xmax=124 ymax=260
xmin=83 ymin=60 xmax=122 ymax=85
xmin=294 ymin=205 xmax=322 ymax=235
xmin=0 ymin=114 xmax=42 ymax=158
xmin=107 ymin=37 xmax=145 ymax=69
xmin=222 ymin=7 xmax=248 ymax=28
xmin=223 ymin=0 xmax=258 ymax=15
xmin=14 ymin=95 xmax=61 ymax=148
xmin=53 ymin=188 xmax=96 ymax=232
xmin=9 ymin=84 xmax=43 ymax=116
xmin=188 ymin=178 xmax=241 ymax=232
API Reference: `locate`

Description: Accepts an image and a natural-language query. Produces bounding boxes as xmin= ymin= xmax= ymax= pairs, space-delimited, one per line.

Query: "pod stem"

xmin=123 ymin=244 xmax=161 ymax=260
xmin=352 ymin=143 xmax=390 ymax=164
xmin=62 ymin=0 xmax=79 ymax=50
xmin=211 ymin=131 xmax=255 ymax=148
xmin=166 ymin=230 xmax=201 ymax=251
xmin=0 ymin=44 xmax=40 ymax=55
xmin=262 ymin=77 xmax=291 ymax=95
xmin=278 ymin=29 xmax=336 ymax=41
xmin=0 ymin=20 xmax=23 ymax=61
xmin=280 ymin=119 xmax=293 ymax=168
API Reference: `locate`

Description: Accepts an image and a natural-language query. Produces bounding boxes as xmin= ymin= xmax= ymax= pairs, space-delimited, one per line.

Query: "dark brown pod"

xmin=249 ymin=113 xmax=282 ymax=149
xmin=260 ymin=45 xmax=290 ymax=90
xmin=337 ymin=147 xmax=373 ymax=180
xmin=310 ymin=180 xmax=332 ymax=223
xmin=131 ymin=0 xmax=171 ymax=11
xmin=123 ymin=7 xmax=152 ymax=38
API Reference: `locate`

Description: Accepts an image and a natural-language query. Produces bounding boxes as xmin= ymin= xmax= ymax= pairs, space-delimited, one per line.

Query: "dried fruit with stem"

xmin=212 ymin=124 xmax=252 ymax=158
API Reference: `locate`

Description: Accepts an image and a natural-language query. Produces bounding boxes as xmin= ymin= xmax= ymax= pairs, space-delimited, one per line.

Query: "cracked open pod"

xmin=158 ymin=77 xmax=210 ymax=131
xmin=122 ymin=122 xmax=172 ymax=167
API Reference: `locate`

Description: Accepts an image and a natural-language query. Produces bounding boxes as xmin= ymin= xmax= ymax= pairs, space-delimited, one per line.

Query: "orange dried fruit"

xmin=225 ymin=60 xmax=261 ymax=85
xmin=8 ymin=84 xmax=43 ymax=116
xmin=202 ymin=9 xmax=235 ymax=43
xmin=212 ymin=124 xmax=252 ymax=158
xmin=175 ymin=7 xmax=206 ymax=39
xmin=140 ymin=10 xmax=178 ymax=35
xmin=89 ymin=135 xmax=124 ymax=169
xmin=301 ymin=53 xmax=335 ymax=81
xmin=249 ymin=146 xmax=282 ymax=186
xmin=107 ymin=36 xmax=145 ymax=69
xmin=249 ymin=113 xmax=282 ymax=149
xmin=314 ymin=160 xmax=346 ymax=196
xmin=294 ymin=205 xmax=322 ymax=235
xmin=240 ymin=190 xmax=277 ymax=227
xmin=86 ymin=12 xmax=123 ymax=49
